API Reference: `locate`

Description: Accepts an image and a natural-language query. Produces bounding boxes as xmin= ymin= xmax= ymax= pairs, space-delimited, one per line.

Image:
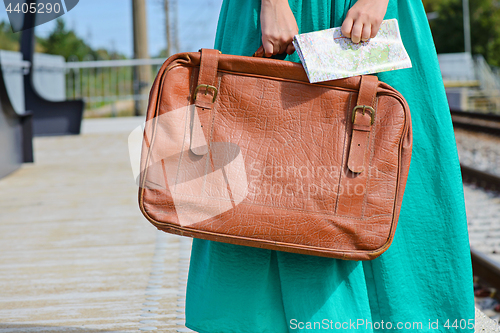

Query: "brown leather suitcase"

xmin=138 ymin=48 xmax=412 ymax=260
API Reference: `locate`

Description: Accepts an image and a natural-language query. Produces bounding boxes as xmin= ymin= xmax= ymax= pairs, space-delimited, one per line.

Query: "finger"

xmin=370 ymin=21 xmax=382 ymax=38
xmin=273 ymin=45 xmax=280 ymax=55
xmin=350 ymin=20 xmax=363 ymax=44
xmin=341 ymin=16 xmax=354 ymax=38
xmin=262 ymin=40 xmax=274 ymax=57
xmin=253 ymin=45 xmax=264 ymax=57
xmin=361 ymin=24 xmax=371 ymax=42
xmin=285 ymin=43 xmax=295 ymax=55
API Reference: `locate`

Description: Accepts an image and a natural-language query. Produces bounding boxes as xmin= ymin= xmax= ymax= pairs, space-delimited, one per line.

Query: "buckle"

xmin=352 ymin=105 xmax=375 ymax=125
xmin=193 ymin=84 xmax=218 ymax=103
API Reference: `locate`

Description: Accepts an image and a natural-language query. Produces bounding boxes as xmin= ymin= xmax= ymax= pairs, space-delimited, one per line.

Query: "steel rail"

xmin=471 ymin=248 xmax=500 ymax=294
xmin=452 ymin=111 xmax=500 ymax=299
xmin=451 ymin=110 xmax=500 ymax=136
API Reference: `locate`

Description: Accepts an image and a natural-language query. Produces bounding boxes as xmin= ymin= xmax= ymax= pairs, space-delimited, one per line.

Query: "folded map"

xmin=292 ymin=19 xmax=412 ymax=83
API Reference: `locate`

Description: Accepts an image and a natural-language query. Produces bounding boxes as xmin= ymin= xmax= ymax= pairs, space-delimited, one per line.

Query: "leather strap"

xmin=347 ymin=75 xmax=378 ymax=173
xmin=190 ymin=48 xmax=220 ymax=155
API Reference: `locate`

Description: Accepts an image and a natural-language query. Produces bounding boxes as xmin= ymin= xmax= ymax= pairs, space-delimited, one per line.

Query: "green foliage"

xmin=38 ymin=18 xmax=94 ymax=61
xmin=156 ymin=48 xmax=168 ymax=58
xmin=0 ymin=21 xmax=20 ymax=51
xmin=0 ymin=18 xmax=127 ymax=60
xmin=94 ymin=48 xmax=127 ymax=60
xmin=428 ymin=0 xmax=500 ymax=66
xmin=37 ymin=18 xmax=126 ymax=61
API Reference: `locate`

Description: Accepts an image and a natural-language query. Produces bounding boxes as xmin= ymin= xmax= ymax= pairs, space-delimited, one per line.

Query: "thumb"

xmin=262 ymin=40 xmax=274 ymax=57
xmin=253 ymin=45 xmax=264 ymax=57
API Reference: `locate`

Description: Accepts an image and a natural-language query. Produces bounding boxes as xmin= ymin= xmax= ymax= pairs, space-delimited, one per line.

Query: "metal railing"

xmin=1 ymin=60 xmax=31 ymax=74
xmin=440 ymin=53 xmax=500 ymax=113
xmin=465 ymin=55 xmax=500 ymax=113
xmin=36 ymin=53 xmax=500 ymax=115
xmin=474 ymin=55 xmax=500 ymax=93
xmin=64 ymin=57 xmax=167 ymax=115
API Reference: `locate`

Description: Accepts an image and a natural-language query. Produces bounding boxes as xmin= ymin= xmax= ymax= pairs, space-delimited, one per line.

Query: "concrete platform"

xmin=0 ymin=116 xmax=497 ymax=332
xmin=0 ymin=116 xmax=192 ymax=332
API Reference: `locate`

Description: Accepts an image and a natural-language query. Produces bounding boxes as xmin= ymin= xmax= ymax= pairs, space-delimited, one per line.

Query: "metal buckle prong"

xmin=352 ymin=105 xmax=375 ymax=125
xmin=194 ymin=84 xmax=218 ymax=103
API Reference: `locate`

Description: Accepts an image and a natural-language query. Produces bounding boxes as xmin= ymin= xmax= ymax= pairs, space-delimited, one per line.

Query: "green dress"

xmin=185 ymin=0 xmax=476 ymax=332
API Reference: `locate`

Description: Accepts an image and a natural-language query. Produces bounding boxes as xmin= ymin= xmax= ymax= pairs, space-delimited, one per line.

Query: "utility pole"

xmin=165 ymin=0 xmax=171 ymax=56
xmin=171 ymin=0 xmax=179 ymax=53
xmin=164 ymin=0 xmax=179 ymax=57
xmin=463 ymin=0 xmax=472 ymax=54
xmin=132 ymin=0 xmax=152 ymax=116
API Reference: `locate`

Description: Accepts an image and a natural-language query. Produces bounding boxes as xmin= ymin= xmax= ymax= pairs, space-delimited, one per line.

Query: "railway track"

xmin=451 ymin=110 xmax=500 ymax=136
xmin=451 ymin=110 xmax=500 ymax=320
xmin=452 ymin=109 xmax=500 ymax=192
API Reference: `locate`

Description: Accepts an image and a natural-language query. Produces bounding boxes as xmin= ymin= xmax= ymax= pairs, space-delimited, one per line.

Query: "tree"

xmin=0 ymin=21 xmax=20 ymax=51
xmin=38 ymin=18 xmax=94 ymax=61
xmin=428 ymin=0 xmax=500 ymax=66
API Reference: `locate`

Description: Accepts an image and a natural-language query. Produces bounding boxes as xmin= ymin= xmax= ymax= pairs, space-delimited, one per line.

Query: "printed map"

xmin=293 ymin=19 xmax=412 ymax=83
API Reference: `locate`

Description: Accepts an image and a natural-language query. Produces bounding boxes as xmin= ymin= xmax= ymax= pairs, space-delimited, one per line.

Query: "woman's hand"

xmin=253 ymin=0 xmax=298 ymax=57
xmin=341 ymin=0 xmax=389 ymax=44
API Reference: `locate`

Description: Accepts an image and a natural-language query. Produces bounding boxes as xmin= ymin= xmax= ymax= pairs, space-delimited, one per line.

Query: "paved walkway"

xmin=0 ymin=117 xmax=192 ymax=332
xmin=0 ymin=117 xmax=497 ymax=332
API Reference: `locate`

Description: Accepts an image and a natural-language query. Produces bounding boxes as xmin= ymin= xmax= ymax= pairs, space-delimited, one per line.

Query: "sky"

xmin=0 ymin=0 xmax=224 ymax=58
